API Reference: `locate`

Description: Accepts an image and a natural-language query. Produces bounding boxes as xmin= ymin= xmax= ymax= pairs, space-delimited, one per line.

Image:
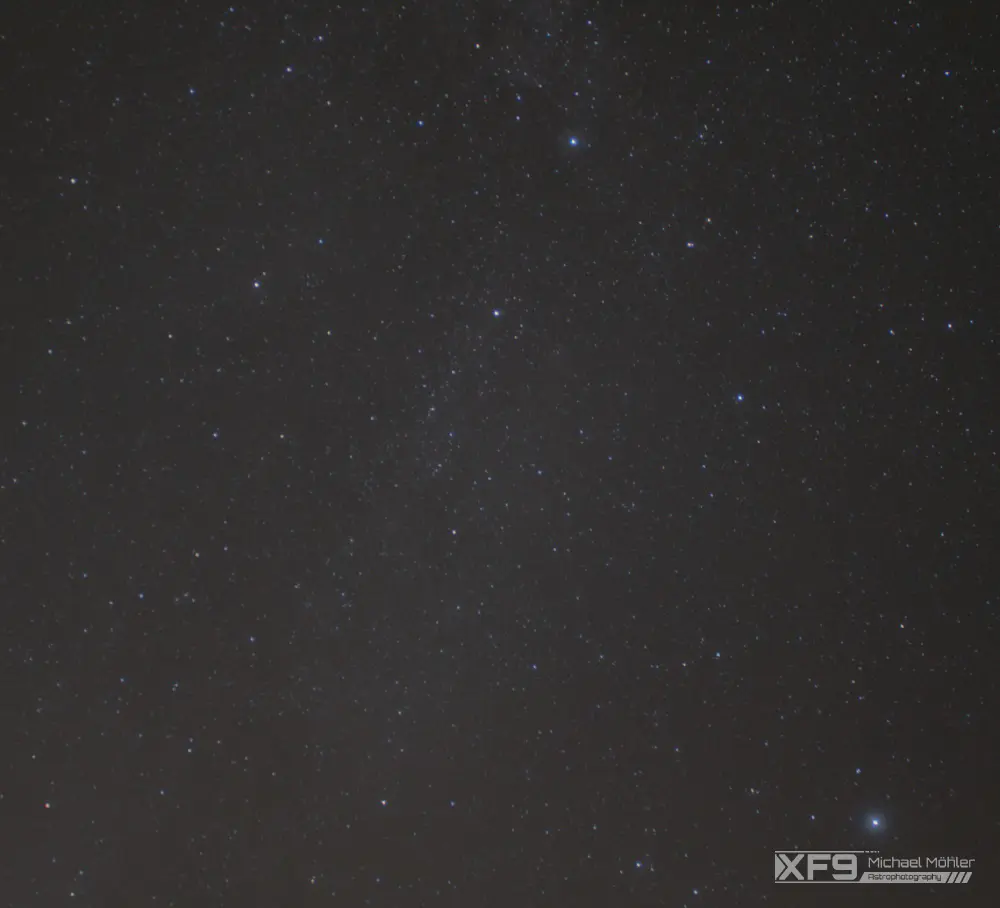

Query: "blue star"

xmin=568 ymin=136 xmax=580 ymax=147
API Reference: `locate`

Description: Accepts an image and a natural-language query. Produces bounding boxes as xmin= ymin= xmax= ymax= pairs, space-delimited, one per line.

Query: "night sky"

xmin=2 ymin=1 xmax=998 ymax=904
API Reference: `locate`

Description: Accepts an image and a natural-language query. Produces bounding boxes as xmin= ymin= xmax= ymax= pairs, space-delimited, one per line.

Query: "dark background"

xmin=1 ymin=1 xmax=997 ymax=904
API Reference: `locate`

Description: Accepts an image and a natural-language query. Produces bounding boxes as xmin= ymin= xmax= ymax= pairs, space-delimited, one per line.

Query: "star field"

xmin=1 ymin=1 xmax=998 ymax=905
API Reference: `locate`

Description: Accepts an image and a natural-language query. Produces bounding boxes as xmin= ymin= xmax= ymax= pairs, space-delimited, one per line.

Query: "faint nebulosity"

xmin=1 ymin=2 xmax=997 ymax=904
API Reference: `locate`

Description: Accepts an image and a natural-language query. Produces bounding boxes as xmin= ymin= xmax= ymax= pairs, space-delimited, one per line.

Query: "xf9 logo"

xmin=774 ymin=852 xmax=859 ymax=882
